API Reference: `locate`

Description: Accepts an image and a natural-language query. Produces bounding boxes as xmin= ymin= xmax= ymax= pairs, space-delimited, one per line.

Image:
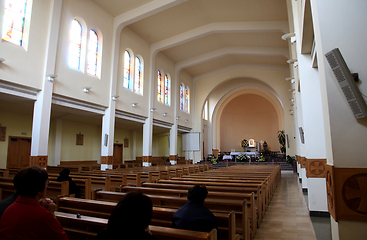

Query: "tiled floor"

xmin=253 ymin=171 xmax=317 ymax=240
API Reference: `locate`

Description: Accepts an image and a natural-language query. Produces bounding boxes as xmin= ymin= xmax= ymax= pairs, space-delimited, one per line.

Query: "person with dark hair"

xmin=0 ymin=166 xmax=68 ymax=240
xmin=57 ymin=168 xmax=80 ymax=198
xmin=172 ymin=185 xmax=217 ymax=232
xmin=98 ymin=191 xmax=157 ymax=240
xmin=165 ymin=158 xmax=171 ymax=166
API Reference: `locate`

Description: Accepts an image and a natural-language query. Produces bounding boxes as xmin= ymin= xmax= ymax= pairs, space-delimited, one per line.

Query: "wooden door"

xmin=7 ymin=137 xmax=32 ymax=168
xmin=113 ymin=144 xmax=123 ymax=165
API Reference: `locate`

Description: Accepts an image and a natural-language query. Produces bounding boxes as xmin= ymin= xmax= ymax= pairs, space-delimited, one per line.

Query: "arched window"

xmin=134 ymin=56 xmax=143 ymax=94
xmin=87 ymin=29 xmax=98 ymax=76
xmin=2 ymin=0 xmax=27 ymax=46
xmin=180 ymin=84 xmax=184 ymax=111
xmin=164 ymin=74 xmax=170 ymax=105
xmin=69 ymin=19 xmax=82 ymax=69
xmin=123 ymin=50 xmax=132 ymax=89
xmin=203 ymin=100 xmax=208 ymax=120
xmin=157 ymin=70 xmax=162 ymax=102
xmin=185 ymin=86 xmax=190 ymax=113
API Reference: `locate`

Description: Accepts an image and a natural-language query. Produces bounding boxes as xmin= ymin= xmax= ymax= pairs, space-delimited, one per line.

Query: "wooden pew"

xmin=48 ymin=176 xmax=92 ymax=199
xmin=157 ymin=179 xmax=266 ymax=223
xmin=0 ymin=169 xmax=9 ymax=177
xmin=56 ymin=197 xmax=236 ymax=240
xmin=141 ymin=182 xmax=263 ymax=226
xmin=0 ymin=178 xmax=69 ymax=201
xmin=47 ymin=166 xmax=82 ymax=174
xmin=120 ymin=185 xmax=257 ymax=237
xmin=49 ymin=173 xmax=111 ymax=196
xmin=55 ymin=211 xmax=218 ymax=240
xmin=93 ymin=191 xmax=250 ymax=240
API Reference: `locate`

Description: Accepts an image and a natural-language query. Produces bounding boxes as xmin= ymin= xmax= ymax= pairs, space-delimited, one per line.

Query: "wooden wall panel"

xmin=326 ymin=165 xmax=367 ymax=222
xmin=306 ymin=159 xmax=327 ymax=178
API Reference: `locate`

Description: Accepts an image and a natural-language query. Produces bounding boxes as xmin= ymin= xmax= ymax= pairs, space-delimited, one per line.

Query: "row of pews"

xmin=0 ymin=164 xmax=280 ymax=240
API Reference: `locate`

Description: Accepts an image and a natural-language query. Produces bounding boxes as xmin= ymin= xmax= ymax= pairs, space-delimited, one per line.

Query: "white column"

xmin=52 ymin=119 xmax=62 ymax=166
xmin=170 ymin=123 xmax=178 ymax=165
xmin=31 ymin=0 xmax=62 ymax=166
xmin=101 ymin=106 xmax=116 ymax=170
xmin=142 ymin=115 xmax=153 ymax=167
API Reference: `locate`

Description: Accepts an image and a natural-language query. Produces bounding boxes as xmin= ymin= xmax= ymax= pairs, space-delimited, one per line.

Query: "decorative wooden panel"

xmin=296 ymin=155 xmax=301 ymax=164
xmin=0 ymin=125 xmax=6 ymax=141
xmin=326 ymin=165 xmax=367 ymax=222
xmin=300 ymin=157 xmax=306 ymax=168
xmin=325 ymin=165 xmax=336 ymax=220
xmin=169 ymin=155 xmax=178 ymax=161
xmin=306 ymin=159 xmax=327 ymax=178
xmin=101 ymin=156 xmax=108 ymax=164
xmin=107 ymin=156 xmax=113 ymax=164
xmin=142 ymin=156 xmax=152 ymax=162
xmin=124 ymin=138 xmax=129 ymax=148
xmin=29 ymin=156 xmax=48 ymax=168
xmin=76 ymin=132 xmax=83 ymax=145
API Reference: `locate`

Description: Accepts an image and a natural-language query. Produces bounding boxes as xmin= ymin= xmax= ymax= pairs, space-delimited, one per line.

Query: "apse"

xmin=219 ymin=93 xmax=279 ymax=152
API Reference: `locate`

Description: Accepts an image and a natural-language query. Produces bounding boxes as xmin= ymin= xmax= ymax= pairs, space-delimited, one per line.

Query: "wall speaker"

xmin=325 ymin=48 xmax=367 ymax=119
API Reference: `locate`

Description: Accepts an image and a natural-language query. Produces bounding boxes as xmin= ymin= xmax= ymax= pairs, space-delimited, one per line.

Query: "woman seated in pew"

xmin=57 ymin=168 xmax=80 ymax=198
xmin=0 ymin=166 xmax=69 ymax=240
xmin=98 ymin=191 xmax=157 ymax=240
xmin=172 ymin=185 xmax=217 ymax=233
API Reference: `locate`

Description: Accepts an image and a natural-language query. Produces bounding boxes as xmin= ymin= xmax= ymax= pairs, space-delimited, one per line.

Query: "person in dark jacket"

xmin=57 ymin=168 xmax=80 ymax=198
xmin=0 ymin=191 xmax=18 ymax=219
xmin=172 ymin=185 xmax=217 ymax=232
xmin=97 ymin=191 xmax=157 ymax=240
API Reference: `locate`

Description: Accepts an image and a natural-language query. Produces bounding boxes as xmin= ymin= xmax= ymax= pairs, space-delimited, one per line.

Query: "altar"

xmin=222 ymin=151 xmax=259 ymax=162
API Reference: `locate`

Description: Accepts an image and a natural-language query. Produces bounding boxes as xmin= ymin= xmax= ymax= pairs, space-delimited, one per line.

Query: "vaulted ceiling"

xmin=93 ymin=0 xmax=290 ymax=77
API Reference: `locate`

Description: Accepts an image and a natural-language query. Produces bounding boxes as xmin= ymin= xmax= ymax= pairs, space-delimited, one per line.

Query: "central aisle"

xmin=253 ymin=171 xmax=317 ymax=240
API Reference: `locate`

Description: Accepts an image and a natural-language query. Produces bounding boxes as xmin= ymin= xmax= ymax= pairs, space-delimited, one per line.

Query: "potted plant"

xmin=286 ymin=155 xmax=296 ymax=172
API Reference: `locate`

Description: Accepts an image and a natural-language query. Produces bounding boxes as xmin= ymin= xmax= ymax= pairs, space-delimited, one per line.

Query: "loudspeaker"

xmin=325 ymin=48 xmax=367 ymax=119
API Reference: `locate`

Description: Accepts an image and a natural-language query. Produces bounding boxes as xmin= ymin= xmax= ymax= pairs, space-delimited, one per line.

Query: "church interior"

xmin=0 ymin=0 xmax=367 ymax=239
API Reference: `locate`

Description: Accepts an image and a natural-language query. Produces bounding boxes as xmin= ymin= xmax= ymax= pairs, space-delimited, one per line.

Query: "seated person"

xmin=172 ymin=185 xmax=217 ymax=232
xmin=98 ymin=191 xmax=156 ymax=240
xmin=0 ymin=191 xmax=18 ymax=219
xmin=57 ymin=168 xmax=80 ymax=198
xmin=0 ymin=166 xmax=68 ymax=240
xmin=165 ymin=159 xmax=171 ymax=166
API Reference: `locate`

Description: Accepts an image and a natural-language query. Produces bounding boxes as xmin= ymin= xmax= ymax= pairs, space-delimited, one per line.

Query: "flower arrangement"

xmin=241 ymin=139 xmax=249 ymax=148
xmin=236 ymin=152 xmax=250 ymax=162
xmin=259 ymin=152 xmax=265 ymax=162
xmin=211 ymin=156 xmax=217 ymax=164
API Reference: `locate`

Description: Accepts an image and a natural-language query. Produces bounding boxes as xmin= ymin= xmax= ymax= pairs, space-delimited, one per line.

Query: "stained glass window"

xmin=134 ymin=56 xmax=142 ymax=94
xmin=157 ymin=70 xmax=162 ymax=102
xmin=185 ymin=86 xmax=190 ymax=113
xmin=87 ymin=30 xmax=98 ymax=75
xmin=180 ymin=84 xmax=184 ymax=111
xmin=123 ymin=50 xmax=131 ymax=89
xmin=2 ymin=0 xmax=27 ymax=46
xmin=69 ymin=19 xmax=82 ymax=69
xmin=164 ymin=74 xmax=170 ymax=105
